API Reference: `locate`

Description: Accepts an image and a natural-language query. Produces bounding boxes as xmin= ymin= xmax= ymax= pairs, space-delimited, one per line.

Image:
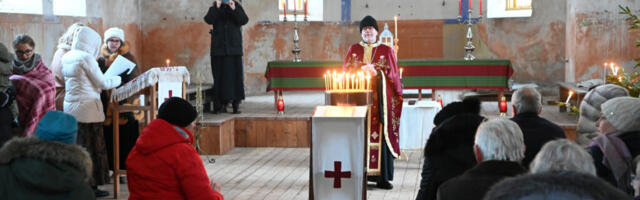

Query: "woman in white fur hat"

xmin=98 ymin=27 xmax=141 ymax=179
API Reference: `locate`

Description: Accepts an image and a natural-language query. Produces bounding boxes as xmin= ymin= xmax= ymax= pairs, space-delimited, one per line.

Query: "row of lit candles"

xmin=324 ymin=71 xmax=371 ymax=92
xmin=603 ymin=62 xmax=621 ymax=82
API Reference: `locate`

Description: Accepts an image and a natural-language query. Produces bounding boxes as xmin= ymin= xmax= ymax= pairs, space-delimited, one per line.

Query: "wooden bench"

xmin=557 ymin=82 xmax=588 ymax=112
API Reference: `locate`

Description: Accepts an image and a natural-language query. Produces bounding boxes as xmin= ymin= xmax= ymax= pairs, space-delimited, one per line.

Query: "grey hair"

xmin=512 ymin=86 xmax=542 ymax=114
xmin=475 ymin=118 xmax=524 ymax=162
xmin=529 ymin=139 xmax=596 ymax=175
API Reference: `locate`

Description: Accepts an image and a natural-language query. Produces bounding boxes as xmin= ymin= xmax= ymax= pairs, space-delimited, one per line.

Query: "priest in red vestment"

xmin=343 ymin=15 xmax=403 ymax=189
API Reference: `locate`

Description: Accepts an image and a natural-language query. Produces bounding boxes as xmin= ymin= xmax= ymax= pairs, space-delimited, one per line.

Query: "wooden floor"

xmin=98 ymin=90 xmax=577 ymax=199
xmin=100 ymin=148 xmax=425 ymax=200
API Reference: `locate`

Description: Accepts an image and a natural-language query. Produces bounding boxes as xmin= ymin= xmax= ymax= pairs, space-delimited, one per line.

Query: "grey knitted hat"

xmin=580 ymin=84 xmax=629 ymax=122
xmin=601 ymin=97 xmax=640 ymax=132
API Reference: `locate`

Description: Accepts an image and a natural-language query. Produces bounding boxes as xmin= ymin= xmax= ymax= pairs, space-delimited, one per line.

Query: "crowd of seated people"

xmin=417 ymin=86 xmax=640 ymax=200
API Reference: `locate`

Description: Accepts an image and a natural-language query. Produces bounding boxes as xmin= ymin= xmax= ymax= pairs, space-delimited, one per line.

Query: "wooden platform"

xmin=99 ymin=148 xmax=425 ymax=200
xmin=193 ymin=91 xmax=579 ymax=155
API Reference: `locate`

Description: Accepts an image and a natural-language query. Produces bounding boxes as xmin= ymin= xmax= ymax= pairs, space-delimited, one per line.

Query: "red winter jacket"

xmin=126 ymin=119 xmax=223 ymax=200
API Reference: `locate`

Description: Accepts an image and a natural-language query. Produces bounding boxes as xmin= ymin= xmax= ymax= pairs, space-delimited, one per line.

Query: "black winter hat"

xmin=158 ymin=97 xmax=197 ymax=127
xmin=359 ymin=15 xmax=379 ymax=33
xmin=433 ymin=97 xmax=482 ymax=126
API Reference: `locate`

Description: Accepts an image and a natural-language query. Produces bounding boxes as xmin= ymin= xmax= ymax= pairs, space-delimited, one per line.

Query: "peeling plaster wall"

xmin=477 ymin=0 xmax=567 ymax=93
xmin=566 ymin=0 xmax=640 ymax=82
xmin=7 ymin=0 xmax=640 ymax=96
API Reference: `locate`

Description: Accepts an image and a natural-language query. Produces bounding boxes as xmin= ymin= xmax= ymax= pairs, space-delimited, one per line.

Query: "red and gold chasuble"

xmin=343 ymin=42 xmax=403 ymax=176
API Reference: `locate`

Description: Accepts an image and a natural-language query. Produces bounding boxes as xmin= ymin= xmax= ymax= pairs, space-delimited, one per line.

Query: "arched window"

xmin=279 ymin=0 xmax=323 ymax=21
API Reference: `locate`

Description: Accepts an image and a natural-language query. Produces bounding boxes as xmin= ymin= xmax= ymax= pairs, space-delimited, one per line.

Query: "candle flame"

xmin=166 ymin=59 xmax=170 ymax=66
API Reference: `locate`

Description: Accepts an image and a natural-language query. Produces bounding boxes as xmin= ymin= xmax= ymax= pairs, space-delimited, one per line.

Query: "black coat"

xmin=416 ymin=114 xmax=485 ymax=200
xmin=510 ymin=112 xmax=565 ymax=168
xmin=204 ymin=1 xmax=249 ymax=56
xmin=437 ymin=161 xmax=526 ymax=200
xmin=589 ymin=130 xmax=640 ymax=193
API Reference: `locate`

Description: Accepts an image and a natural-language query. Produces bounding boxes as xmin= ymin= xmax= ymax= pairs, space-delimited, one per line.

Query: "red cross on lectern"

xmin=324 ymin=161 xmax=351 ymax=188
xmin=164 ymin=90 xmax=173 ymax=102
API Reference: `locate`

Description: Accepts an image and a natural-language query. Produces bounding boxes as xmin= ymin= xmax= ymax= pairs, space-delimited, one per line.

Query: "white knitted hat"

xmin=601 ymin=97 xmax=640 ymax=132
xmin=103 ymin=27 xmax=125 ymax=44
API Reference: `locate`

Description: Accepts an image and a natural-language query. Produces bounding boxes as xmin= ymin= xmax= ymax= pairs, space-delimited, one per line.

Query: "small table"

xmin=399 ymin=100 xmax=441 ymax=150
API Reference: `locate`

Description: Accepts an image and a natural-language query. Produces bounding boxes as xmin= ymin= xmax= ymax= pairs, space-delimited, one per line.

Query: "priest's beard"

xmin=361 ymin=31 xmax=378 ymax=44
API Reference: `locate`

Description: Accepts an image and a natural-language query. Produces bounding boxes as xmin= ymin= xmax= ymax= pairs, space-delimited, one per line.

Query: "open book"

xmin=104 ymin=55 xmax=136 ymax=77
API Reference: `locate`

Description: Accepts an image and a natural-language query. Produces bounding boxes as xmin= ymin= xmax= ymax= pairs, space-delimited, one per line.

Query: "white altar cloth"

xmin=399 ymin=100 xmax=441 ymax=150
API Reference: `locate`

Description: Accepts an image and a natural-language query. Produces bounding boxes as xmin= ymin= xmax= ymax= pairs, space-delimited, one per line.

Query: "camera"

xmin=221 ymin=0 xmax=229 ymax=3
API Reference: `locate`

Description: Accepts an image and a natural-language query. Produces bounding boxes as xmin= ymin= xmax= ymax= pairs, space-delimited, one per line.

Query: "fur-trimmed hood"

xmin=0 ymin=137 xmax=92 ymax=182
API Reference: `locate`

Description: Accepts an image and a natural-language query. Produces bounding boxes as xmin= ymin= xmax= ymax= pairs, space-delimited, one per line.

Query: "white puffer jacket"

xmin=61 ymin=27 xmax=121 ymax=123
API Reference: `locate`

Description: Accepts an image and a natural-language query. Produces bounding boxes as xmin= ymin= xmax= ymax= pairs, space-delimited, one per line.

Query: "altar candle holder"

xmin=277 ymin=94 xmax=285 ymax=115
xmin=499 ymin=96 xmax=507 ymax=116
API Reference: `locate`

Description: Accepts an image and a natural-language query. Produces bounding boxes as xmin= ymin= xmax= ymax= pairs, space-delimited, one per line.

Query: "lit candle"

xmin=304 ymin=0 xmax=307 ymax=17
xmin=618 ymin=76 xmax=623 ymax=82
xmin=603 ymin=63 xmax=607 ymax=83
xmin=351 ymin=74 xmax=355 ymax=91
xmin=499 ymin=96 xmax=507 ymax=115
xmin=366 ymin=74 xmax=371 ymax=90
xmin=400 ymin=68 xmax=404 ymax=79
xmin=479 ymin=0 xmax=482 ymax=15
xmin=469 ymin=0 xmax=472 ymax=11
xmin=610 ymin=63 xmax=616 ymax=75
xmin=394 ymin=15 xmax=398 ymax=39
xmin=293 ymin=0 xmax=296 ymax=14
xmin=565 ymin=91 xmax=573 ymax=105
xmin=283 ymin=0 xmax=287 ymax=17
xmin=166 ymin=59 xmax=170 ymax=67
xmin=615 ymin=66 xmax=620 ymax=76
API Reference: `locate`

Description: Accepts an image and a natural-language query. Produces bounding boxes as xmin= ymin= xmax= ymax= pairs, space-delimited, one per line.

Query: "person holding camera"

xmin=203 ymin=0 xmax=249 ymax=114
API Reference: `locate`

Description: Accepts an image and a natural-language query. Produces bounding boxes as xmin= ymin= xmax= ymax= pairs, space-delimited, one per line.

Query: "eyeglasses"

xmin=15 ymin=49 xmax=33 ymax=56
xmin=107 ymin=39 xmax=121 ymax=43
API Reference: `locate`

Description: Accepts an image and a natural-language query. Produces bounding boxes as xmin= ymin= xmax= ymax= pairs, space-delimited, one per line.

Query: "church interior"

xmin=1 ymin=0 xmax=640 ymax=199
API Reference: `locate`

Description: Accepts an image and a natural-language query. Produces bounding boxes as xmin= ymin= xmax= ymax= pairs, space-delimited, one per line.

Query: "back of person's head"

xmin=158 ymin=97 xmax=197 ymax=127
xmin=13 ymin=34 xmax=35 ymax=49
xmin=0 ymin=43 xmax=10 ymax=64
xmin=35 ymin=110 xmax=78 ymax=144
xmin=529 ymin=139 xmax=596 ymax=175
xmin=600 ymin=96 xmax=640 ymax=133
xmin=511 ymin=86 xmax=541 ymax=114
xmin=475 ymin=118 xmax=524 ymax=162
xmin=71 ymin=26 xmax=102 ymax=58
xmin=484 ymin=171 xmax=631 ymax=200
xmin=433 ymin=96 xmax=482 ymax=126
xmin=58 ymin=23 xmax=85 ymax=49
xmin=424 ymin=113 xmax=485 ymax=156
xmin=580 ymin=84 xmax=629 ymax=122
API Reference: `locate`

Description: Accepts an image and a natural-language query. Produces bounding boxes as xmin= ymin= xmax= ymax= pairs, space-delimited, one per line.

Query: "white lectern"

xmin=311 ymin=106 xmax=368 ymax=200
